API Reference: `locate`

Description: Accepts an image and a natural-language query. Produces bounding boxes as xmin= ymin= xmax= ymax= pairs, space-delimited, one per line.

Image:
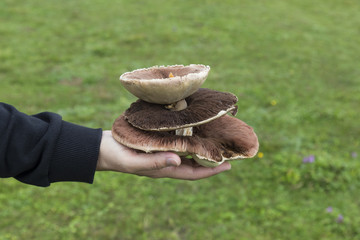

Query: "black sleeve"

xmin=0 ymin=103 xmax=102 ymax=187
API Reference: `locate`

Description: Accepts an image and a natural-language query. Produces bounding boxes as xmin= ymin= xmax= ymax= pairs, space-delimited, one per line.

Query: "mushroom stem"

xmin=165 ymin=99 xmax=192 ymax=136
xmin=176 ymin=127 xmax=193 ymax=136
xmin=165 ymin=99 xmax=188 ymax=111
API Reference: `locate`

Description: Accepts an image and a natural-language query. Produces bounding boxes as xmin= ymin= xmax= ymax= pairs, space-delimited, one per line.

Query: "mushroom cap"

xmin=112 ymin=114 xmax=259 ymax=167
xmin=124 ymin=88 xmax=238 ymax=131
xmin=120 ymin=64 xmax=210 ymax=104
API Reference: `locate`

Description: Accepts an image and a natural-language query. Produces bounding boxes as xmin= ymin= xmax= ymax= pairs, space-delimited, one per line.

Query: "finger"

xmin=145 ymin=160 xmax=232 ymax=180
xmin=173 ymin=161 xmax=232 ymax=180
xmin=130 ymin=151 xmax=181 ymax=172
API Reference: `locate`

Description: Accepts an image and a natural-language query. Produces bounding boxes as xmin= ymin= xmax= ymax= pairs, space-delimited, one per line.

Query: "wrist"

xmin=97 ymin=131 xmax=109 ymax=171
xmin=97 ymin=130 xmax=124 ymax=172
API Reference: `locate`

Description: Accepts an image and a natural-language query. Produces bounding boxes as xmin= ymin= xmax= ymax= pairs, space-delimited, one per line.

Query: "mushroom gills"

xmin=124 ymin=88 xmax=238 ymax=132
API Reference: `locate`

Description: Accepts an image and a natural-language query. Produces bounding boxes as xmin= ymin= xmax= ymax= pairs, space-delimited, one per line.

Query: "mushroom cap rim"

xmin=119 ymin=64 xmax=210 ymax=82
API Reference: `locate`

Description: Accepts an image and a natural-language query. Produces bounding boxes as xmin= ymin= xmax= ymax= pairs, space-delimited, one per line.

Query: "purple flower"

xmin=337 ymin=214 xmax=344 ymax=223
xmin=351 ymin=152 xmax=357 ymax=158
xmin=326 ymin=207 xmax=333 ymax=213
xmin=303 ymin=155 xmax=315 ymax=163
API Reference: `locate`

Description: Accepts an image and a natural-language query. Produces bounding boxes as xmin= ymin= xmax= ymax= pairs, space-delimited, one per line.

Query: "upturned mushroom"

xmin=112 ymin=114 xmax=259 ymax=167
xmin=119 ymin=64 xmax=210 ymax=104
xmin=112 ymin=64 xmax=259 ymax=167
xmin=123 ymin=88 xmax=238 ymax=136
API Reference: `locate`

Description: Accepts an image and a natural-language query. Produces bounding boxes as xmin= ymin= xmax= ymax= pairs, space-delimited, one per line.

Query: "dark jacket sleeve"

xmin=0 ymin=103 xmax=102 ymax=187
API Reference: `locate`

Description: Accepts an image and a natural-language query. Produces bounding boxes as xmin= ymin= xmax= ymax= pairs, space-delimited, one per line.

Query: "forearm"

xmin=0 ymin=103 xmax=102 ymax=187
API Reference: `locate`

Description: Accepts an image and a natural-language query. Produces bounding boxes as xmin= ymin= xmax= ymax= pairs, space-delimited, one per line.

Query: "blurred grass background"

xmin=1 ymin=0 xmax=360 ymax=239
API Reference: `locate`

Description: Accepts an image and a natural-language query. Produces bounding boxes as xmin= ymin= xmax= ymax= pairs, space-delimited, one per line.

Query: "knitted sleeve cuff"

xmin=48 ymin=121 xmax=102 ymax=184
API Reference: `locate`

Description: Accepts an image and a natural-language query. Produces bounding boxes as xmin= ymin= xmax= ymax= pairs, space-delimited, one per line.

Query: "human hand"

xmin=96 ymin=130 xmax=231 ymax=180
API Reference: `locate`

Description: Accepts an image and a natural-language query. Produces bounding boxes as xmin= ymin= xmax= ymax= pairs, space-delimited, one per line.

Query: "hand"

xmin=96 ymin=131 xmax=231 ymax=180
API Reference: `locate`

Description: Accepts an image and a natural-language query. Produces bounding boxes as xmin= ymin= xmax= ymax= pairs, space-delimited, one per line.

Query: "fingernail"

xmin=166 ymin=157 xmax=179 ymax=167
xmin=223 ymin=163 xmax=232 ymax=171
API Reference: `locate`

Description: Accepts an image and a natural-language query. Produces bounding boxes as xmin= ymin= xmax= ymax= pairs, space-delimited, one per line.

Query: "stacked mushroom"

xmin=112 ymin=64 xmax=259 ymax=167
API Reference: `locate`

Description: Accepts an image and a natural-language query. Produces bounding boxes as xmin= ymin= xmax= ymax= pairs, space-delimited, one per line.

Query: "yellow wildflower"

xmin=258 ymin=152 xmax=264 ymax=158
xmin=270 ymin=100 xmax=277 ymax=106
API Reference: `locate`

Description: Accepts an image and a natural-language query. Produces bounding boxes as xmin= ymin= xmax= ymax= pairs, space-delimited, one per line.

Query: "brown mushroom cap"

xmin=112 ymin=114 xmax=259 ymax=167
xmin=124 ymin=88 xmax=238 ymax=131
xmin=120 ymin=64 xmax=210 ymax=104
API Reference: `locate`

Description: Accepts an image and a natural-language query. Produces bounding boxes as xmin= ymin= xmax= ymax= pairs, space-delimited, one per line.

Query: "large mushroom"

xmin=112 ymin=64 xmax=259 ymax=167
xmin=124 ymin=88 xmax=238 ymax=135
xmin=113 ymin=114 xmax=259 ymax=167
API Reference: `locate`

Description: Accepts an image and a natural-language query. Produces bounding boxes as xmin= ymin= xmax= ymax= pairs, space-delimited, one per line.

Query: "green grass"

xmin=1 ymin=0 xmax=360 ymax=239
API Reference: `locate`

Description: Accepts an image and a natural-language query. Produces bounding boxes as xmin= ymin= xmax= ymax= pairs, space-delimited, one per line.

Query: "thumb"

xmin=134 ymin=152 xmax=181 ymax=171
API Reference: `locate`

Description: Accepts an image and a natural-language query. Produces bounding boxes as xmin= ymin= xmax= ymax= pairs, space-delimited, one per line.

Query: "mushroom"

xmin=120 ymin=64 xmax=210 ymax=104
xmin=112 ymin=114 xmax=259 ymax=167
xmin=124 ymin=88 xmax=238 ymax=136
xmin=112 ymin=64 xmax=259 ymax=167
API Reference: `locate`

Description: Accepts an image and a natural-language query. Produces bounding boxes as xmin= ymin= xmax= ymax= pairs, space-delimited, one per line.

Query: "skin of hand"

xmin=96 ymin=130 xmax=232 ymax=180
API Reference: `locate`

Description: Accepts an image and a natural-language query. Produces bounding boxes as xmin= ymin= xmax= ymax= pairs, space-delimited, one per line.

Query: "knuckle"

xmin=151 ymin=160 xmax=164 ymax=170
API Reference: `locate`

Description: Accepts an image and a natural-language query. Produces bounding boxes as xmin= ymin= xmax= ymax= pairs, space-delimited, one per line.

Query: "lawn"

xmin=1 ymin=0 xmax=360 ymax=239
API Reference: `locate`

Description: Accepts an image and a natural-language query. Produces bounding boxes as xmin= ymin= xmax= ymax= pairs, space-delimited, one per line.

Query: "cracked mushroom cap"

xmin=124 ymin=88 xmax=238 ymax=131
xmin=119 ymin=64 xmax=210 ymax=104
xmin=112 ymin=114 xmax=259 ymax=167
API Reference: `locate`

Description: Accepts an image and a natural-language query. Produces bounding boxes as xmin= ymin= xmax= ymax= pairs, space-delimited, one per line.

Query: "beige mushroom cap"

xmin=119 ymin=64 xmax=210 ymax=104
